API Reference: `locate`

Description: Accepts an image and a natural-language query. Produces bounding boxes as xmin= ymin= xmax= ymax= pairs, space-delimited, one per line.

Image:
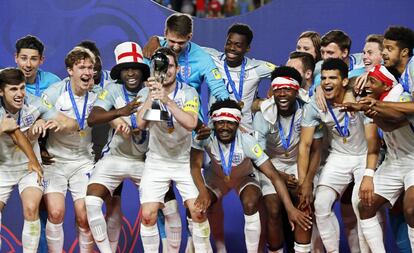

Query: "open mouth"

xmin=277 ymin=98 xmax=290 ymax=107
xmin=22 ymin=68 xmax=34 ymax=76
xmin=323 ymin=86 xmax=334 ymax=93
xmin=13 ymin=97 xmax=24 ymax=107
xmin=365 ymin=89 xmax=373 ymax=95
xmin=126 ymin=78 xmax=137 ymax=85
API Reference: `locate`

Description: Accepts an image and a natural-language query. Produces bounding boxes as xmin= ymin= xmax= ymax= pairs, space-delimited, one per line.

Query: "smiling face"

xmin=67 ymin=58 xmax=94 ymax=92
xmin=321 ymin=69 xmax=348 ymax=103
xmin=321 ymin=42 xmax=348 ymax=61
xmin=363 ymin=42 xmax=383 ymax=71
xmin=15 ymin=48 xmax=44 ymax=83
xmin=224 ymin=32 xmax=250 ymax=67
xmin=273 ymin=87 xmax=297 ymax=115
xmin=0 ymin=82 xmax=26 ymax=114
xmin=296 ymin=37 xmax=317 ymax=60
xmin=214 ymin=120 xmax=238 ymax=144
xmin=364 ymin=75 xmax=390 ymax=99
xmin=382 ymin=39 xmax=403 ymax=69
xmin=120 ymin=67 xmax=143 ymax=92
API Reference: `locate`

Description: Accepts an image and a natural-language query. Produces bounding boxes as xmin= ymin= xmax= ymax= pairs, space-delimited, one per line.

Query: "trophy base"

xmin=143 ymin=109 xmax=169 ymax=121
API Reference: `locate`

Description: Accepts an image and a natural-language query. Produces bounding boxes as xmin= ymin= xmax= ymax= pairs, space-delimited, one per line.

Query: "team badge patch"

xmin=233 ymin=153 xmax=242 ymax=164
xmin=98 ymin=90 xmax=108 ymax=100
xmin=212 ymin=68 xmax=222 ymax=79
xmin=41 ymin=97 xmax=53 ymax=109
xmin=265 ymin=62 xmax=276 ymax=71
xmin=22 ymin=115 xmax=35 ymax=126
xmin=251 ymin=144 xmax=263 ymax=157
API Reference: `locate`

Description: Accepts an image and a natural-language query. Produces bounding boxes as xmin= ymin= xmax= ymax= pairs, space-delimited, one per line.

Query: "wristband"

xmin=364 ymin=168 xmax=375 ymax=177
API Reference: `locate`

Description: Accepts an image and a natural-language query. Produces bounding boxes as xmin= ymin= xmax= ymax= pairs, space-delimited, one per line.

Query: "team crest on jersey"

xmin=265 ymin=62 xmax=276 ymax=71
xmin=251 ymin=144 xmax=263 ymax=157
xmin=22 ymin=114 xmax=35 ymax=127
xmin=237 ymin=69 xmax=249 ymax=80
xmin=212 ymin=68 xmax=222 ymax=79
xmin=233 ymin=152 xmax=242 ymax=164
xmin=180 ymin=66 xmax=192 ymax=79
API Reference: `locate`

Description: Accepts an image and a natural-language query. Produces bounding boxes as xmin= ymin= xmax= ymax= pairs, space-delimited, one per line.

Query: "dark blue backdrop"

xmin=0 ymin=0 xmax=413 ymax=252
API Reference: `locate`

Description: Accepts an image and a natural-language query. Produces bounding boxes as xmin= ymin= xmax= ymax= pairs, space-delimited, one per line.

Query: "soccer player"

xmin=84 ymin=41 xmax=150 ymax=253
xmin=297 ymin=58 xmax=379 ymax=253
xmin=41 ymin=47 xmax=99 ymax=253
xmin=15 ymin=35 xmax=60 ymax=97
xmin=339 ymin=64 xmax=414 ymax=252
xmin=0 ymin=68 xmax=77 ymax=252
xmin=254 ymin=66 xmax=319 ymax=253
xmin=192 ymin=99 xmax=312 ymax=253
xmin=137 ymin=47 xmax=212 ymax=253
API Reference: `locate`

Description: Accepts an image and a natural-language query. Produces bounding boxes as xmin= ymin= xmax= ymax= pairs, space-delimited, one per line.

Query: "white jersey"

xmin=192 ymin=130 xmax=268 ymax=178
xmin=301 ymin=98 xmax=371 ymax=156
xmin=42 ymin=80 xmax=101 ymax=162
xmin=0 ymin=94 xmax=56 ymax=167
xmin=138 ymin=82 xmax=199 ymax=163
xmin=204 ymin=47 xmax=275 ymax=133
xmin=383 ymin=91 xmax=414 ymax=161
xmin=399 ymin=57 xmax=414 ymax=93
xmin=94 ymin=82 xmax=148 ymax=160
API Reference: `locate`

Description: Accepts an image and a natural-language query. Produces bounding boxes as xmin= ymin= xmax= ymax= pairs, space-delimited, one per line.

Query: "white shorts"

xmin=260 ymin=161 xmax=296 ymax=196
xmin=139 ymin=160 xmax=199 ymax=204
xmin=317 ymin=153 xmax=365 ymax=195
xmin=43 ymin=160 xmax=94 ymax=201
xmin=204 ymin=167 xmax=260 ymax=199
xmin=373 ymin=158 xmax=414 ymax=206
xmin=0 ymin=165 xmax=42 ymax=204
xmin=89 ymin=155 xmax=144 ymax=196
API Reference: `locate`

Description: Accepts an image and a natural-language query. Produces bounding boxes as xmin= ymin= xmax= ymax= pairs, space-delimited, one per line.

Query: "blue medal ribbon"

xmin=33 ymin=71 xmax=41 ymax=97
xmin=348 ymin=55 xmax=354 ymax=71
xmin=122 ymin=85 xmax=138 ymax=129
xmin=224 ymin=58 xmax=246 ymax=102
xmin=99 ymin=71 xmax=106 ymax=88
xmin=278 ymin=112 xmax=296 ymax=153
xmin=67 ymin=81 xmax=88 ymax=130
xmin=327 ymin=103 xmax=349 ymax=139
xmin=217 ymin=137 xmax=235 ymax=177
xmin=399 ymin=66 xmax=410 ymax=93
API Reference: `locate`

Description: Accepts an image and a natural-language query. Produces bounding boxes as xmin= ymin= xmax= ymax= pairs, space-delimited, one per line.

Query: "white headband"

xmin=271 ymin=76 xmax=300 ymax=91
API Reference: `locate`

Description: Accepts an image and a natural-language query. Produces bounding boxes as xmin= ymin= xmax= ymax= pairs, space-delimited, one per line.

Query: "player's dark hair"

xmin=0 ymin=68 xmax=25 ymax=89
xmin=271 ymin=66 xmax=303 ymax=85
xmin=209 ymin=99 xmax=241 ymax=117
xmin=227 ymin=23 xmax=253 ymax=45
xmin=384 ymin=26 xmax=414 ymax=57
xmin=321 ymin=58 xmax=348 ymax=79
xmin=15 ymin=35 xmax=45 ymax=56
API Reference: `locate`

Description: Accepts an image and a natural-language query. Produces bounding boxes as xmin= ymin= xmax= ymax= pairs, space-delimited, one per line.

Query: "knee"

xmin=48 ymin=208 xmax=65 ymax=224
xmin=23 ymin=202 xmax=39 ymax=220
xmin=241 ymin=196 xmax=260 ymax=215
xmin=265 ymin=201 xmax=282 ymax=221
xmin=313 ymin=194 xmax=328 ymax=216
xmin=141 ymin=208 xmax=157 ymax=226
xmin=404 ymin=205 xmax=414 ymax=226
xmin=358 ymin=202 xmax=376 ymax=220
xmin=76 ymin=213 xmax=89 ymax=228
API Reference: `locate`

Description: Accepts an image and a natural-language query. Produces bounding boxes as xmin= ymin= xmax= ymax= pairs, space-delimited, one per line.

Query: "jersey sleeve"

xmin=301 ymin=101 xmax=321 ymax=127
xmin=191 ymin=134 xmax=211 ymax=150
xmin=42 ymin=81 xmax=63 ymax=106
xmin=94 ymin=83 xmax=117 ymax=111
xmin=28 ymin=94 xmax=57 ymax=121
xmin=253 ymin=111 xmax=270 ymax=149
xmin=183 ymin=86 xmax=200 ymax=115
xmin=253 ymin=59 xmax=276 ymax=79
xmin=241 ymin=133 xmax=269 ymax=167
xmin=199 ymin=51 xmax=229 ymax=101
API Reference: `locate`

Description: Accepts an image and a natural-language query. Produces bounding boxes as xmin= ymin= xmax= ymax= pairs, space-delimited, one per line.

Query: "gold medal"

xmin=14 ymin=146 xmax=21 ymax=152
xmin=343 ymin=137 xmax=347 ymax=144
xmin=284 ymin=152 xmax=289 ymax=158
xmin=239 ymin=101 xmax=244 ymax=109
xmin=224 ymin=175 xmax=230 ymax=182
xmin=168 ymin=127 xmax=175 ymax=134
xmin=79 ymin=130 xmax=86 ymax=137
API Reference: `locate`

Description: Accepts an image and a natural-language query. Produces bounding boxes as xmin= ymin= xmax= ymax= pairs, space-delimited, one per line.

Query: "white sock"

xmin=357 ymin=221 xmax=370 ymax=253
xmin=106 ymin=208 xmax=122 ymax=253
xmin=294 ymin=242 xmax=311 ymax=253
xmin=185 ymin=217 xmax=195 ymax=253
xmin=22 ymin=219 xmax=41 ymax=253
xmin=162 ymin=200 xmax=182 ymax=252
xmin=244 ymin=212 xmax=261 ymax=253
xmin=140 ymin=223 xmax=160 ymax=253
xmin=192 ymin=220 xmax=212 ymax=253
xmin=78 ymin=226 xmax=94 ymax=253
xmin=314 ymin=186 xmax=339 ymax=253
xmin=407 ymin=226 xmax=414 ymax=251
xmin=268 ymin=247 xmax=283 ymax=253
xmin=311 ymin=223 xmax=324 ymax=253
xmin=46 ymin=220 xmax=64 ymax=253
xmin=85 ymin=196 xmax=112 ymax=253
xmin=341 ymin=204 xmax=360 ymax=253
xmin=360 ymin=216 xmax=386 ymax=253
